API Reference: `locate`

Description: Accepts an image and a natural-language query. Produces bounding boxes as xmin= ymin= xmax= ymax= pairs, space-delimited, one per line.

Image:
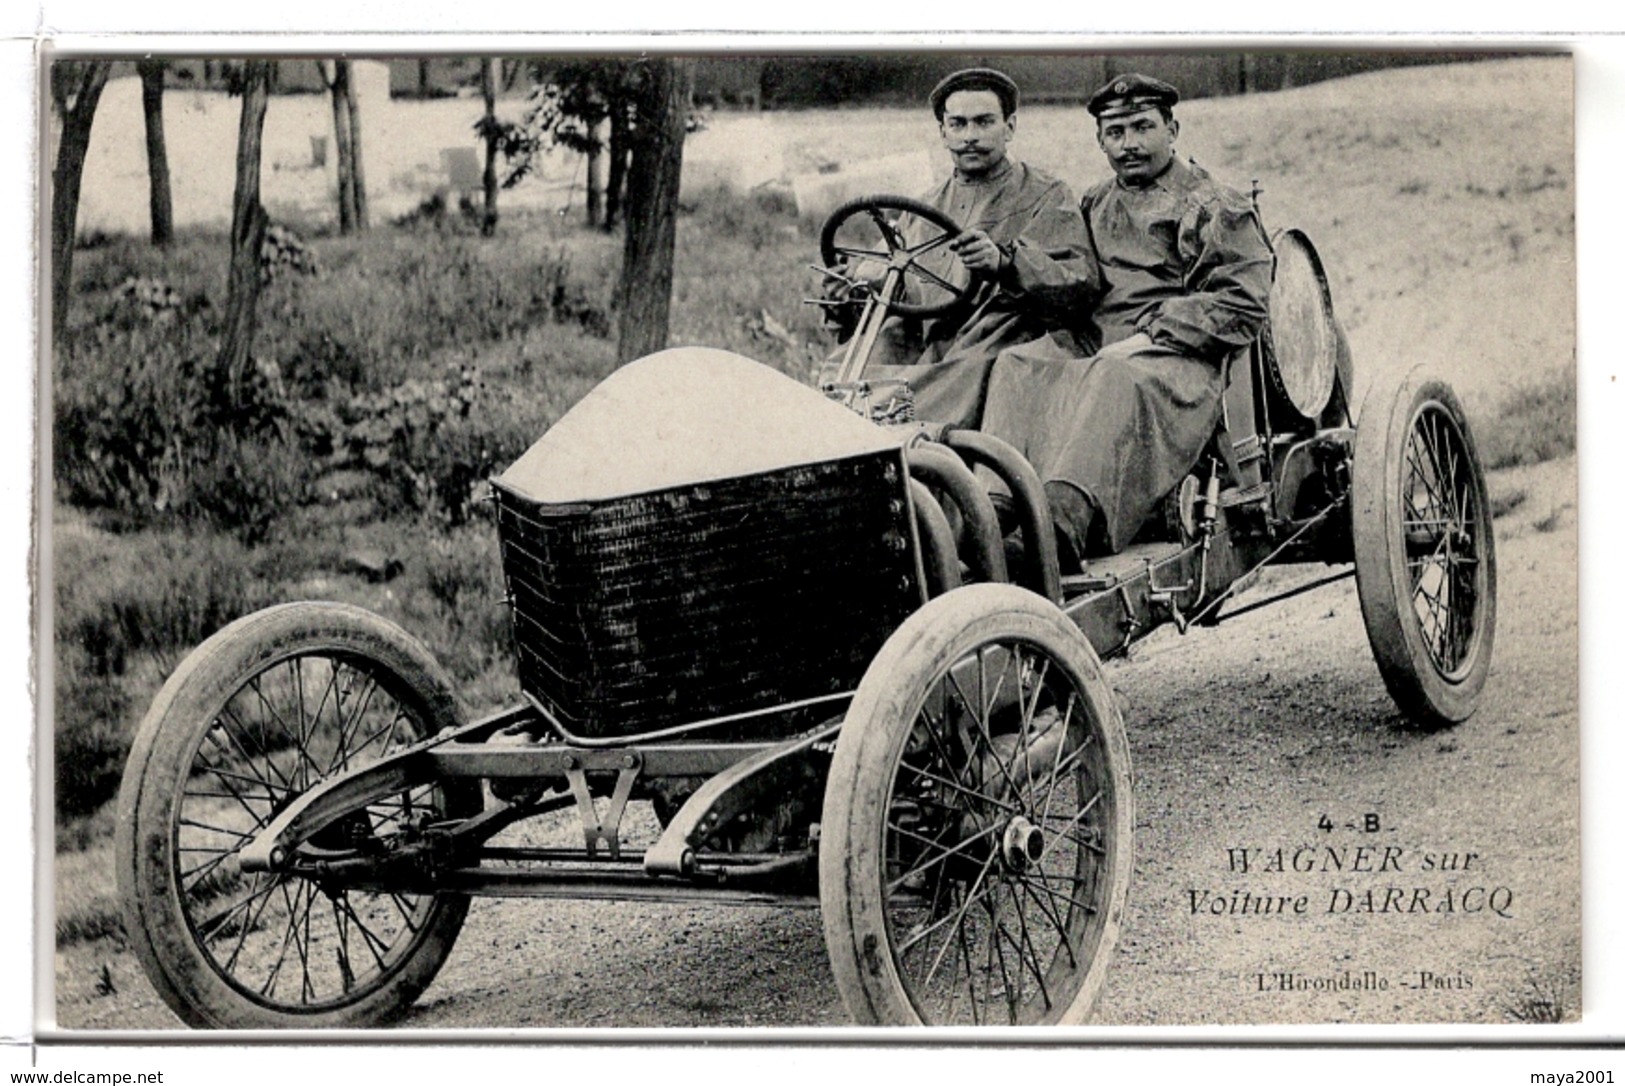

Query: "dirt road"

xmin=56 ymin=454 xmax=1577 ymax=1031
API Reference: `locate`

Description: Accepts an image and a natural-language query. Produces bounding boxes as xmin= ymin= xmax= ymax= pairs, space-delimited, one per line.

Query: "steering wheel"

xmin=818 ymin=194 xmax=985 ymax=320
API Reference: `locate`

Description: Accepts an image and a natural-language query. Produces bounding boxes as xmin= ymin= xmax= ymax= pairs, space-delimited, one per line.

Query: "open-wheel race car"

xmin=115 ymin=193 xmax=1496 ymax=1029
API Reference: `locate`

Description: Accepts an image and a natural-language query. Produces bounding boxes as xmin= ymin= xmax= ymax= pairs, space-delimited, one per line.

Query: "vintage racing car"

xmin=115 ymin=194 xmax=1496 ymax=1028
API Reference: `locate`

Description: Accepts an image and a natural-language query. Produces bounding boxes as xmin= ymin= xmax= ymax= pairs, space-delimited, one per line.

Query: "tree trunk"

xmin=585 ymin=118 xmax=603 ymax=227
xmin=480 ymin=58 xmax=499 ymax=236
xmin=217 ymin=61 xmax=272 ymax=408
xmin=327 ymin=60 xmax=356 ymax=233
xmin=604 ymin=107 xmax=629 ymax=233
xmin=615 ymin=58 xmax=691 ymax=365
xmin=138 ymin=60 xmax=174 ymax=246
xmin=50 ymin=60 xmax=112 ymax=331
xmin=49 ymin=71 xmax=68 ymax=120
xmin=343 ymin=62 xmax=369 ymax=230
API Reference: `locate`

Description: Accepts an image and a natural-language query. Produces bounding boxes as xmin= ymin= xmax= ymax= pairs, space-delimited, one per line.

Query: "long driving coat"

xmin=827 ymin=158 xmax=1097 ymax=428
xmin=980 ymin=157 xmax=1274 ymax=554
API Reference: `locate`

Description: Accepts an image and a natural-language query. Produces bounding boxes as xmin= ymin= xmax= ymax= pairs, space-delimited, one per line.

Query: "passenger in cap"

xmin=817 ymin=67 xmax=1097 ymax=430
xmin=978 ymin=73 xmax=1276 ymax=565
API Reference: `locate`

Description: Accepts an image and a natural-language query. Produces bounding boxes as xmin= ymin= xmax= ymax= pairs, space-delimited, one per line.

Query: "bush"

xmin=54 ymin=300 xmax=303 ymax=543
xmin=406 ymin=524 xmax=515 ymax=685
xmin=185 ymin=429 xmax=312 ymax=545
xmin=53 ymin=644 xmax=132 ymax=821
xmin=54 ymin=319 xmax=214 ymax=513
xmin=57 ymin=209 xmax=805 ymax=478
xmin=68 ymin=231 xmax=224 ymax=311
xmin=1478 ymin=368 xmax=1576 ymax=470
xmin=53 ymin=523 xmax=285 ymax=821
xmin=298 ymin=362 xmax=485 ymax=524
xmin=296 ymin=339 xmax=612 ymax=526
xmin=682 ymin=182 xmax=801 ymax=249
xmin=265 ymin=230 xmax=616 ymax=392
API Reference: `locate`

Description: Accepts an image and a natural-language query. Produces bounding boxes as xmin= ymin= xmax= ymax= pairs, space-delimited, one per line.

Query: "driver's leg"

xmin=1043 ymin=480 xmax=1103 ymax=569
xmin=982 ymin=338 xmax=1223 ymax=557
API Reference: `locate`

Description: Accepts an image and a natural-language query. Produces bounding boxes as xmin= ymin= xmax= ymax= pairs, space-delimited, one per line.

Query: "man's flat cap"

xmin=1087 ymin=73 xmax=1180 ymax=118
xmin=929 ymin=67 xmax=1020 ymax=119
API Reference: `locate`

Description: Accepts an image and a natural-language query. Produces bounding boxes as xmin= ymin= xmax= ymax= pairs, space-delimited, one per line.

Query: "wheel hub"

xmin=1001 ymin=815 xmax=1045 ymax=872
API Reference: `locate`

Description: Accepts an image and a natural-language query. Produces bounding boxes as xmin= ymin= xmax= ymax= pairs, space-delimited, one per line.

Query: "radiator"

xmin=493 ymin=449 xmax=919 ymax=739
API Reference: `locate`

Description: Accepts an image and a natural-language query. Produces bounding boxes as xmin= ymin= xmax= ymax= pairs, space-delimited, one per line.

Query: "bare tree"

xmin=344 ymin=62 xmax=369 ymax=229
xmin=321 ymin=60 xmax=368 ymax=233
xmin=322 ymin=60 xmax=357 ymax=233
xmin=137 ymin=59 xmax=174 ymax=246
xmin=585 ymin=116 xmax=604 ymax=228
xmin=615 ymin=58 xmax=692 ymax=364
xmin=49 ymin=59 xmax=112 ymax=329
xmin=217 ymin=60 xmax=272 ymax=406
xmin=480 ymin=58 xmax=499 ymax=235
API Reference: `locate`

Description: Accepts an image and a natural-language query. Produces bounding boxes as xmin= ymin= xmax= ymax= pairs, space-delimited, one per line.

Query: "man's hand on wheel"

xmin=948 ymin=229 xmax=1007 ymax=273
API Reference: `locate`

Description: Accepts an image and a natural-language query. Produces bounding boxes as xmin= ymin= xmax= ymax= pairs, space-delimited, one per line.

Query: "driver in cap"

xmin=819 ymin=67 xmax=1097 ymax=430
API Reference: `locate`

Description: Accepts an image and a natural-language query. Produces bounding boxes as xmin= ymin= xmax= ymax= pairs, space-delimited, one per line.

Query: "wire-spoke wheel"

xmin=116 ymin=602 xmax=481 ymax=1028
xmin=1353 ymin=367 xmax=1497 ymax=727
xmin=820 ymin=584 xmax=1132 ymax=1026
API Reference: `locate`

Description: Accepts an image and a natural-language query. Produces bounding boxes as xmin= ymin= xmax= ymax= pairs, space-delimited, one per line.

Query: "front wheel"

xmin=115 ymin=602 xmax=482 ymax=1028
xmin=1352 ymin=368 xmax=1497 ymax=727
xmin=820 ymin=584 xmax=1133 ymax=1025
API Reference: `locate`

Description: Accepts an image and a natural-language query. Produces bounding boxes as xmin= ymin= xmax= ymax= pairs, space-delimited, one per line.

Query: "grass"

xmin=1476 ymin=367 xmax=1576 ymax=471
xmin=56 ymin=839 xmax=123 ymax=947
xmin=670 ymin=184 xmax=833 ymax=380
xmin=1502 ymin=966 xmax=1580 ymax=1024
xmin=1489 ymin=487 xmax=1527 ymax=519
xmin=1534 ymin=506 xmax=1570 ymax=534
xmin=52 ymin=521 xmax=290 ymax=821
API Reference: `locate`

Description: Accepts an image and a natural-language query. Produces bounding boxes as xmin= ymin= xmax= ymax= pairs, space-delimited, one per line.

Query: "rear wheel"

xmin=1352 ymin=369 xmax=1497 ymax=727
xmin=116 ymin=602 xmax=481 ymax=1028
xmin=820 ymin=585 xmax=1132 ymax=1025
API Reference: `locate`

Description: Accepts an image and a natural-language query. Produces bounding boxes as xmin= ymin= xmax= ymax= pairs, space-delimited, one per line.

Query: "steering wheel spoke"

xmin=865 ymin=207 xmax=907 ymax=253
xmin=829 ymin=245 xmax=893 ymax=265
xmin=906 ymin=229 xmax=958 ymax=259
xmin=909 ymin=259 xmax=973 ymax=301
